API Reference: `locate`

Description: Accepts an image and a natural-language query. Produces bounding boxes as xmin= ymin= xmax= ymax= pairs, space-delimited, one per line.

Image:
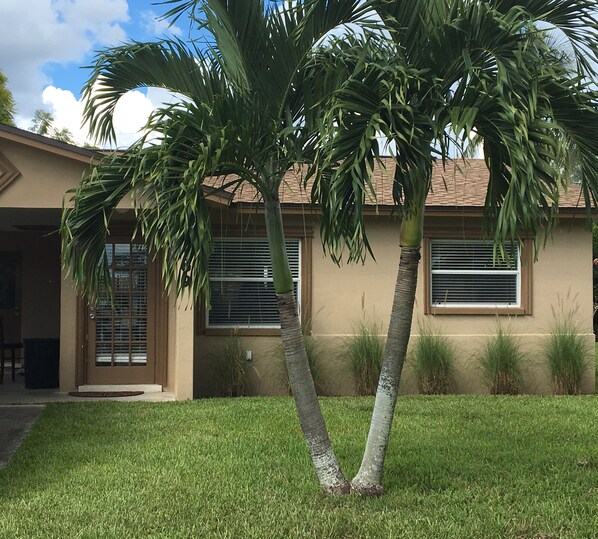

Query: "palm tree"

xmin=31 ymin=109 xmax=74 ymax=143
xmin=60 ymin=0 xmax=369 ymax=495
xmin=311 ymin=0 xmax=598 ymax=495
xmin=0 ymin=70 xmax=16 ymax=126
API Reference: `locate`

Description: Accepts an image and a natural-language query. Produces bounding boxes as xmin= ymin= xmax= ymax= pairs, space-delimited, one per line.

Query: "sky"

xmin=0 ymin=0 xmax=188 ymax=148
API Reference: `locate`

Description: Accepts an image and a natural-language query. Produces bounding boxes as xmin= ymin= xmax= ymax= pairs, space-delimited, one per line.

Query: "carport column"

xmin=169 ymin=295 xmax=194 ymax=400
xmin=59 ymin=268 xmax=78 ymax=392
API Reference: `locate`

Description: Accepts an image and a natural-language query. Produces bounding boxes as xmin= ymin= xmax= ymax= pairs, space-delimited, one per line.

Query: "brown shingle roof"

xmin=206 ymin=157 xmax=585 ymax=210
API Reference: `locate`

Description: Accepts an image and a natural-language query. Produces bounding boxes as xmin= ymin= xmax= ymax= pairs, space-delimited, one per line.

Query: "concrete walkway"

xmin=0 ymin=405 xmax=44 ymax=470
xmin=0 ymin=378 xmax=175 ymax=404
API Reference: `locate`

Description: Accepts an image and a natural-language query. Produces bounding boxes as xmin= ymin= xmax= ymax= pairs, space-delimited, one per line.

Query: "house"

xmin=0 ymin=123 xmax=594 ymax=397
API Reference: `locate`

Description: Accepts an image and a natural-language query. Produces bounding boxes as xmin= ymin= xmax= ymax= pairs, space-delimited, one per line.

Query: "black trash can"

xmin=24 ymin=338 xmax=60 ymax=389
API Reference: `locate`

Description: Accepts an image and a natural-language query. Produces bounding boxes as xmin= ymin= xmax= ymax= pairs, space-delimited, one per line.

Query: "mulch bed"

xmin=68 ymin=391 xmax=144 ymax=398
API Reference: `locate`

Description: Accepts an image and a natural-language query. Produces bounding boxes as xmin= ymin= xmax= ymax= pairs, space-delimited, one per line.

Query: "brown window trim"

xmin=422 ymin=232 xmax=532 ymax=316
xmin=198 ymin=225 xmax=312 ymax=336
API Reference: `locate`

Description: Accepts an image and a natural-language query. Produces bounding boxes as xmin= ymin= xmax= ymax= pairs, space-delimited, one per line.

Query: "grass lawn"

xmin=0 ymin=397 xmax=597 ymax=539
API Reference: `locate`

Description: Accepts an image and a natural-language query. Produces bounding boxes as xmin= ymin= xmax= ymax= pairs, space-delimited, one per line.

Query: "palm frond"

xmin=82 ymin=39 xmax=222 ymax=145
xmin=61 ymin=152 xmax=139 ymax=301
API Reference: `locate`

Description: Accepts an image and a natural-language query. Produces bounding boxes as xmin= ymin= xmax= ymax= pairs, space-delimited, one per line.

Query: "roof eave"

xmin=0 ymin=123 xmax=100 ymax=164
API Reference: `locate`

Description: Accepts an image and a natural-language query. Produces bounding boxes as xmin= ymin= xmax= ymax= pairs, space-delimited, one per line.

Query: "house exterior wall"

xmin=0 ymin=139 xmax=90 ymax=208
xmin=166 ymin=294 xmax=194 ymax=400
xmin=0 ymin=135 xmax=189 ymax=397
xmin=2 ymin=132 xmax=593 ymax=398
xmin=194 ymin=213 xmax=595 ymax=396
xmin=59 ymin=269 xmax=78 ymax=392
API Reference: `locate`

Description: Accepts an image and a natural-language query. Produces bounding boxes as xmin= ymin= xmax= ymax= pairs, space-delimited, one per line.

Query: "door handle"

xmin=89 ymin=306 xmax=96 ymax=320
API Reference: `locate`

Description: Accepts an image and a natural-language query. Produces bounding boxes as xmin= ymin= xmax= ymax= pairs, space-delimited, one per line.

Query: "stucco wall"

xmin=194 ymin=214 xmax=595 ymax=396
xmin=0 ymin=140 xmax=90 ymax=208
xmin=166 ymin=294 xmax=195 ymax=400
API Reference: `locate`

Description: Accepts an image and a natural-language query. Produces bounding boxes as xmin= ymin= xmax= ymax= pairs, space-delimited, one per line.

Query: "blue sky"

xmin=0 ymin=0 xmax=186 ymax=147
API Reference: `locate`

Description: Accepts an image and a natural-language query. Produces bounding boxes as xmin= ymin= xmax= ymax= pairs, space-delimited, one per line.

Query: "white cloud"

xmin=140 ymin=10 xmax=182 ymax=38
xmin=31 ymin=84 xmax=183 ymax=149
xmin=0 ymin=0 xmax=130 ymax=119
xmin=39 ymin=86 xmax=86 ymax=142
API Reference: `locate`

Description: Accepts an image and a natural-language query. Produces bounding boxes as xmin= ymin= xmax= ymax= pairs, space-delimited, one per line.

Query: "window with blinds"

xmin=430 ymin=240 xmax=520 ymax=307
xmin=207 ymin=238 xmax=301 ymax=328
xmin=95 ymin=243 xmax=148 ymax=366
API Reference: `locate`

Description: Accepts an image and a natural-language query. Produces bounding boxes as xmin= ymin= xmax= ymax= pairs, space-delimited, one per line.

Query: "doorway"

xmin=86 ymin=242 xmax=160 ymax=385
xmin=0 ymin=252 xmax=21 ymax=342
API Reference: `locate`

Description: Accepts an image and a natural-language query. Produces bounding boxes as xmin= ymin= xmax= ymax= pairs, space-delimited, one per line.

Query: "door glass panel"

xmin=95 ymin=243 xmax=148 ymax=367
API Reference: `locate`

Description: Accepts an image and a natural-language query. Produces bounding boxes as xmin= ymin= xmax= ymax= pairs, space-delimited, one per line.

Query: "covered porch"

xmin=0 ymin=125 xmax=194 ymax=401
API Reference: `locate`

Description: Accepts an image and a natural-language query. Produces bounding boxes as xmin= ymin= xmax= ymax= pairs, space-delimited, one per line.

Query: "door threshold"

xmin=78 ymin=384 xmax=163 ymax=393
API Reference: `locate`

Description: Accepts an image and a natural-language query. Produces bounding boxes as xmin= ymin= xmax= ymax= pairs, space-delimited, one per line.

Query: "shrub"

xmin=544 ymin=303 xmax=592 ymax=395
xmin=213 ymin=331 xmax=248 ymax=397
xmin=479 ymin=325 xmax=523 ymax=395
xmin=344 ymin=319 xmax=384 ymax=396
xmin=411 ymin=324 xmax=455 ymax=394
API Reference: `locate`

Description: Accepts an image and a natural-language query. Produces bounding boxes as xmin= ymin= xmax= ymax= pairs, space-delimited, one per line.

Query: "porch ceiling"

xmin=0 ymin=208 xmax=62 ymax=232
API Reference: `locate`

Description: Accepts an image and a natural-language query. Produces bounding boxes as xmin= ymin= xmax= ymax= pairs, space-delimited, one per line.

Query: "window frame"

xmin=200 ymin=226 xmax=312 ymax=336
xmin=423 ymin=234 xmax=532 ymax=316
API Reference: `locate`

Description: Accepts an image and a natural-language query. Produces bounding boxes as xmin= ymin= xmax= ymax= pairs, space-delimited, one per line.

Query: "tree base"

xmin=322 ymin=480 xmax=351 ymax=496
xmin=350 ymin=479 xmax=384 ymax=497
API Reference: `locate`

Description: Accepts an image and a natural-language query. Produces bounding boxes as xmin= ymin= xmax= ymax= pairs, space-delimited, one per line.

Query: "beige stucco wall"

xmin=166 ymin=294 xmax=195 ymax=400
xmin=0 ymin=139 xmax=90 ymax=208
xmin=59 ymin=269 xmax=78 ymax=392
xmin=194 ymin=214 xmax=595 ymax=396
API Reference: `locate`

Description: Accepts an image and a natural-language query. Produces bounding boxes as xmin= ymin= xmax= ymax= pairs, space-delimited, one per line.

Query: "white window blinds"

xmin=208 ymin=238 xmax=301 ymax=328
xmin=430 ymin=240 xmax=520 ymax=307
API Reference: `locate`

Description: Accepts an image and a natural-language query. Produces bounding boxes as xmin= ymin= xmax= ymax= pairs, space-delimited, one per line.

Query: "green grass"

xmin=595 ymin=342 xmax=598 ymax=393
xmin=1 ymin=397 xmax=597 ymax=538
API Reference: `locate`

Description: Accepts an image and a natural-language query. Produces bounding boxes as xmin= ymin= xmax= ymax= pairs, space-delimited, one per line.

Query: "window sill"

xmin=427 ymin=306 xmax=528 ymax=316
xmin=203 ymin=328 xmax=282 ymax=337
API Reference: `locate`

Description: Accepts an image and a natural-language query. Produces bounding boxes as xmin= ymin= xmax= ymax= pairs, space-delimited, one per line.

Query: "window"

xmin=95 ymin=243 xmax=149 ymax=366
xmin=426 ymin=238 xmax=530 ymax=314
xmin=207 ymin=238 xmax=301 ymax=329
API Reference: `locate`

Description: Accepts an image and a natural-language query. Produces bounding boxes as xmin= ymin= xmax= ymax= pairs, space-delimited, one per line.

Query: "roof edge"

xmin=0 ymin=123 xmax=100 ymax=164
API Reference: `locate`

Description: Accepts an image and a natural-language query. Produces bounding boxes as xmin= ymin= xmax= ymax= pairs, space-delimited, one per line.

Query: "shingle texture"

xmin=206 ymin=158 xmax=585 ymax=210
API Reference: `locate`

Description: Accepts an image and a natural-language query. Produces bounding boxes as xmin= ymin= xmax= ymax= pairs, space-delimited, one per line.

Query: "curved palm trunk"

xmin=265 ymin=197 xmax=350 ymax=495
xmin=351 ymin=204 xmax=424 ymax=497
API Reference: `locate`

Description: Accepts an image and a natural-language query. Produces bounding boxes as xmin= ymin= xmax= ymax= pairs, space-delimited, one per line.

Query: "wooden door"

xmin=0 ymin=252 xmax=22 ymax=342
xmin=86 ymin=242 xmax=156 ymax=385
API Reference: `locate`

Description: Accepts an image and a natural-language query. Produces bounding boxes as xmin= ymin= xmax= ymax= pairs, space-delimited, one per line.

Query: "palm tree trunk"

xmin=265 ymin=196 xmax=350 ymax=495
xmin=351 ymin=207 xmax=424 ymax=496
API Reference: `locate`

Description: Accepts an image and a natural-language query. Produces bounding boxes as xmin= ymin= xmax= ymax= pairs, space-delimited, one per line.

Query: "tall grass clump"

xmin=213 ymin=330 xmax=248 ymax=397
xmin=411 ymin=324 xmax=455 ymax=394
xmin=280 ymin=322 xmax=327 ymax=395
xmin=544 ymin=299 xmax=592 ymax=395
xmin=479 ymin=324 xmax=523 ymax=394
xmin=344 ymin=319 xmax=384 ymax=395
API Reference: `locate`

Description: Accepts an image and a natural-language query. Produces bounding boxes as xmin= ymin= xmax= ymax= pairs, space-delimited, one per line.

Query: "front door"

xmin=86 ymin=242 xmax=157 ymax=385
xmin=0 ymin=252 xmax=21 ymax=342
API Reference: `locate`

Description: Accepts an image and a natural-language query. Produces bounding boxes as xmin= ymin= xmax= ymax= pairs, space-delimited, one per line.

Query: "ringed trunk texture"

xmin=265 ymin=196 xmax=349 ymax=495
xmin=351 ymin=245 xmax=421 ymax=496
xmin=277 ymin=292 xmax=350 ymax=495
